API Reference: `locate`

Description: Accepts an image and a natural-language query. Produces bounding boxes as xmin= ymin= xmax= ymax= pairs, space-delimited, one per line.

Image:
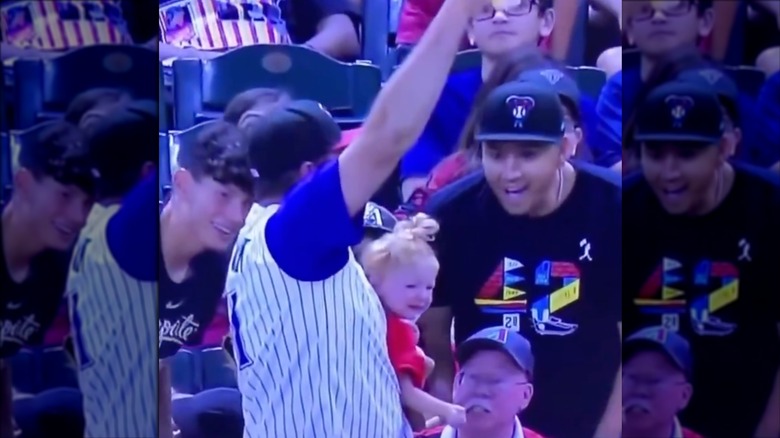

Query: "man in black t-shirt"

xmin=0 ymin=121 xmax=95 ymax=438
xmin=623 ymin=79 xmax=780 ymax=438
xmin=419 ymin=80 xmax=622 ymax=438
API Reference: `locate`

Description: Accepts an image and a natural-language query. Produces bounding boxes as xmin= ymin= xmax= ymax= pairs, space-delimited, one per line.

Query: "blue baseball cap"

xmin=457 ymin=327 xmax=535 ymax=379
xmin=624 ymin=327 xmax=693 ymax=379
xmin=516 ymin=68 xmax=581 ymax=105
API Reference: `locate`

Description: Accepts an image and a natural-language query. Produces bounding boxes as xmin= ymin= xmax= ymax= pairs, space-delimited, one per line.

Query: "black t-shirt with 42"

xmin=0 ymin=215 xmax=71 ymax=359
xmin=425 ymin=163 xmax=622 ymax=438
xmin=623 ymin=164 xmax=780 ymax=438
xmin=158 ymin=243 xmax=229 ymax=359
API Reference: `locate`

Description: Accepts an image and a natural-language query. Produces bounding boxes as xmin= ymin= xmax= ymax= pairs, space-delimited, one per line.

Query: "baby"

xmin=361 ymin=213 xmax=466 ymax=427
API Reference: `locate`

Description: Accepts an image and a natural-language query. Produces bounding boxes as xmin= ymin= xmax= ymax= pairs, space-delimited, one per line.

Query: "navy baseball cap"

xmin=457 ymin=327 xmax=535 ymax=379
xmin=245 ymin=99 xmax=341 ymax=181
xmin=677 ymin=68 xmax=740 ymax=123
xmin=516 ymin=68 xmax=581 ymax=107
xmin=475 ymin=81 xmax=565 ymax=144
xmin=624 ymin=327 xmax=693 ymax=379
xmin=634 ymin=80 xmax=724 ymax=144
xmin=363 ymin=202 xmax=397 ymax=234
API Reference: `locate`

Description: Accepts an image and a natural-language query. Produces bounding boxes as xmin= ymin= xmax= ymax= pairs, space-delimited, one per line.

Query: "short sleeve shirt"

xmin=425 ymin=164 xmax=622 ymax=438
xmin=387 ymin=314 xmax=426 ymax=388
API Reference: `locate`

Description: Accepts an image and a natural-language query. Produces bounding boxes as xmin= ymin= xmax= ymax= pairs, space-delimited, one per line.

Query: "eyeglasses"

xmin=623 ymin=374 xmax=687 ymax=391
xmin=474 ymin=0 xmax=537 ymax=22
xmin=631 ymin=1 xmax=695 ymax=22
xmin=457 ymin=371 xmax=529 ymax=390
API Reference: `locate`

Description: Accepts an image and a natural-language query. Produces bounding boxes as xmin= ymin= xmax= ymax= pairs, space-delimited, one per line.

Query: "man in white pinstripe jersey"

xmin=223 ymin=0 xmax=490 ymax=436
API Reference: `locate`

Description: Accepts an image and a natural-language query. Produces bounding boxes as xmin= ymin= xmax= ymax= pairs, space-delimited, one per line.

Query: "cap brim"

xmin=474 ymin=133 xmax=562 ymax=143
xmin=623 ymin=339 xmax=689 ymax=378
xmin=456 ymin=338 xmax=528 ymax=372
xmin=634 ymin=133 xmax=721 ymax=144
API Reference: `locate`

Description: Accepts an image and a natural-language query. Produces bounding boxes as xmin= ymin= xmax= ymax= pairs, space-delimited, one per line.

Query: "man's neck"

xmin=481 ymin=56 xmax=495 ymax=81
xmin=527 ymin=161 xmax=577 ymax=218
xmin=159 ymin=203 xmax=205 ymax=283
xmin=456 ymin=420 xmax=517 ymax=438
xmin=2 ymin=202 xmax=45 ymax=282
xmin=624 ymin=420 xmax=675 ymax=438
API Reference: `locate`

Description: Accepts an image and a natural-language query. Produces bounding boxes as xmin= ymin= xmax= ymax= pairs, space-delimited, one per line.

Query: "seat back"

xmin=13 ymin=44 xmax=158 ymax=128
xmin=172 ymin=45 xmax=382 ymax=129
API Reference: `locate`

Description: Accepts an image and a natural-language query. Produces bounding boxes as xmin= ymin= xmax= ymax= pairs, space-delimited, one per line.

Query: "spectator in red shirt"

xmin=623 ymin=327 xmax=703 ymax=438
xmin=360 ymin=213 xmax=467 ymax=427
xmin=416 ymin=327 xmax=544 ymax=438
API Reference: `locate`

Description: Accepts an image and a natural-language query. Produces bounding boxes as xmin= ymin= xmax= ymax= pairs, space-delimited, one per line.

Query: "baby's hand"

xmin=440 ymin=403 xmax=467 ymax=427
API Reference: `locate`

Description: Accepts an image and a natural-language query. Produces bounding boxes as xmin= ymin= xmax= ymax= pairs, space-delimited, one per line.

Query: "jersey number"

xmin=230 ymin=238 xmax=250 ymax=273
xmin=227 ymin=291 xmax=253 ymax=369
xmin=68 ymin=293 xmax=94 ymax=370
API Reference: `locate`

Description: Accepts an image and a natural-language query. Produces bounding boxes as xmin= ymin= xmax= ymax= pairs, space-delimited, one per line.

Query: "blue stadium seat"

xmin=171 ymin=349 xmax=201 ymax=395
xmin=725 ymin=66 xmax=766 ymax=98
xmin=9 ymin=350 xmax=39 ymax=394
xmin=171 ymin=45 xmax=382 ymax=130
xmin=200 ymin=347 xmax=238 ymax=390
xmin=12 ymin=44 xmax=158 ymax=129
xmin=160 ymin=132 xmax=172 ymax=200
xmin=39 ymin=348 xmax=79 ymax=390
xmin=362 ymin=0 xmax=390 ymax=67
xmin=566 ymin=66 xmax=607 ymax=98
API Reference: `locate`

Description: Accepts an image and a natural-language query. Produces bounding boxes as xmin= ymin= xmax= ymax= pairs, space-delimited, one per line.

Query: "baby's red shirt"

xmin=387 ymin=314 xmax=427 ymax=388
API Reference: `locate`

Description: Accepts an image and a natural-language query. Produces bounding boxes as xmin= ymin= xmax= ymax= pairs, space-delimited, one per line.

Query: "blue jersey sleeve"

xmin=106 ymin=174 xmax=158 ymax=282
xmin=755 ymin=72 xmax=780 ymax=167
xmin=266 ymin=159 xmax=363 ymax=281
xmin=593 ymin=71 xmax=623 ymax=167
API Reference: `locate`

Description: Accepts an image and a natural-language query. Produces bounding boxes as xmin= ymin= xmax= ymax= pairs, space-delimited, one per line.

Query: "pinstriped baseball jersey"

xmin=225 ymin=203 xmax=411 ymax=438
xmin=66 ymin=203 xmax=157 ymax=438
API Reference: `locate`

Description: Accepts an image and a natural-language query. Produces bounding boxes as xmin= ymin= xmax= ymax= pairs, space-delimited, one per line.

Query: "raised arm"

xmin=337 ymin=0 xmax=479 ymax=217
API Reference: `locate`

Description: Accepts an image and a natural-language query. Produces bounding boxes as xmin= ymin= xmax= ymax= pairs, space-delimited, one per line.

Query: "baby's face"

xmin=375 ymin=256 xmax=439 ymax=320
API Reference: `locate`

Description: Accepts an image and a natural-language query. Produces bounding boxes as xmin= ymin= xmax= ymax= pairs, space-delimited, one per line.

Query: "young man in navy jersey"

xmin=0 ymin=121 xmax=94 ymax=438
xmin=622 ymin=79 xmax=780 ymax=438
xmin=419 ymin=80 xmax=622 ymax=438
xmin=401 ymin=0 xmax=620 ymax=199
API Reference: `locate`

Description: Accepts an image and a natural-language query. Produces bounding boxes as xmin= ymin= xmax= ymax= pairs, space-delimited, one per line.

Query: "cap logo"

xmin=539 ymin=69 xmax=564 ymax=85
xmin=363 ymin=203 xmax=383 ymax=228
xmin=698 ymin=69 xmax=723 ymax=85
xmin=486 ymin=328 xmax=509 ymax=344
xmin=664 ymin=95 xmax=694 ymax=128
xmin=505 ymin=96 xmax=535 ymax=128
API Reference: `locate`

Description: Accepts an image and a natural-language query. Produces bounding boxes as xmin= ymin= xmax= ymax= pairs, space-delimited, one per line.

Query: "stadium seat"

xmin=451 ymin=49 xmax=481 ymax=74
xmin=171 ymin=45 xmax=382 ymax=130
xmin=160 ymin=132 xmax=172 ymax=200
xmin=200 ymin=347 xmax=238 ymax=390
xmin=171 ymin=349 xmax=201 ymax=395
xmin=362 ymin=0 xmax=390 ymax=67
xmin=566 ymin=66 xmax=607 ymax=98
xmin=9 ymin=350 xmax=39 ymax=394
xmin=725 ymin=66 xmax=766 ymax=98
xmin=12 ymin=44 xmax=158 ymax=129
xmin=168 ymin=120 xmax=218 ymax=178
xmin=39 ymin=348 xmax=79 ymax=390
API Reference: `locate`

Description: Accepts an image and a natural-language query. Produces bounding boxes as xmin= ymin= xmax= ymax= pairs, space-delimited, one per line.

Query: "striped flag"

xmin=160 ymin=0 xmax=290 ymax=50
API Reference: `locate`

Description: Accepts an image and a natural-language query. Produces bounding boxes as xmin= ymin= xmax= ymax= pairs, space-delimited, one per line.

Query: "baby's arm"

xmin=399 ymin=374 xmax=466 ymax=427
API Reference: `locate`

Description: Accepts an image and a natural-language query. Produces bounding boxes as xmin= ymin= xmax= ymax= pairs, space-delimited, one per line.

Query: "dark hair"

xmin=64 ymin=88 xmax=132 ymax=125
xmin=696 ymin=0 xmax=714 ymax=15
xmin=18 ymin=120 xmax=94 ymax=193
xmin=537 ymin=0 xmax=554 ymax=13
xmin=223 ymin=88 xmax=291 ymax=125
xmin=177 ymin=121 xmax=254 ymax=195
xmin=622 ymin=49 xmax=722 ymax=163
xmin=456 ymin=46 xmax=592 ymax=161
xmin=87 ymin=101 xmax=159 ymax=199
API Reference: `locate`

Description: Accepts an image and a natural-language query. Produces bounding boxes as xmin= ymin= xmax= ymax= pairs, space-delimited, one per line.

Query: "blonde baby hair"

xmin=360 ymin=213 xmax=440 ymax=279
